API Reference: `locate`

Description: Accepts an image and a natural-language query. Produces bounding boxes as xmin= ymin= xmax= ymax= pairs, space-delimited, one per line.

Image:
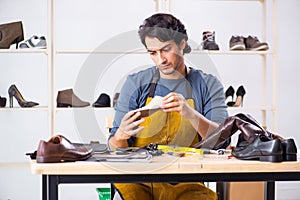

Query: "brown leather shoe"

xmin=36 ymin=135 xmax=93 ymax=163
xmin=56 ymin=88 xmax=90 ymax=107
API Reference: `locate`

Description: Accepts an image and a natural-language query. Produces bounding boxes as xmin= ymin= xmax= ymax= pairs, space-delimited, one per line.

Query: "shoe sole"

xmin=36 ymin=154 xmax=92 ymax=163
xmin=57 ymin=103 xmax=90 ymax=107
xmin=247 ymin=44 xmax=269 ymax=51
xmin=238 ymin=154 xmax=282 ymax=162
xmin=230 ymin=44 xmax=246 ymax=50
xmin=284 ymin=154 xmax=297 ymax=161
xmin=19 ymin=45 xmax=46 ymax=49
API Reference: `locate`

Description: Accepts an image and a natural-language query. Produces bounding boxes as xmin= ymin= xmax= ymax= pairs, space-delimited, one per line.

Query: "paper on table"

xmin=133 ymin=96 xmax=163 ymax=117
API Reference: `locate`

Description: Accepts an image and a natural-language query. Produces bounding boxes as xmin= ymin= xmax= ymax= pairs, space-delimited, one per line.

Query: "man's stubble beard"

xmin=159 ymin=58 xmax=183 ymax=77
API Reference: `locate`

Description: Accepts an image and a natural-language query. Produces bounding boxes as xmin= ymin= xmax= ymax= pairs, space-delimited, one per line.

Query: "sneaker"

xmin=201 ymin=30 xmax=219 ymax=50
xmin=244 ymin=35 xmax=268 ymax=51
xmin=19 ymin=35 xmax=47 ymax=49
xmin=229 ymin=35 xmax=246 ymax=50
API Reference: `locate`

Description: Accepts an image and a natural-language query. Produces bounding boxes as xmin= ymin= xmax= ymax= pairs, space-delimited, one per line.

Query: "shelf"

xmin=55 ymin=49 xmax=271 ymax=55
xmin=227 ymin=106 xmax=276 ymax=112
xmin=56 ymin=49 xmax=148 ymax=55
xmin=0 ymin=106 xmax=49 ymax=111
xmin=191 ymin=49 xmax=272 ymax=55
xmin=184 ymin=0 xmax=263 ymax=1
xmin=55 ymin=107 xmax=114 ymax=112
xmin=0 ymin=49 xmax=48 ymax=54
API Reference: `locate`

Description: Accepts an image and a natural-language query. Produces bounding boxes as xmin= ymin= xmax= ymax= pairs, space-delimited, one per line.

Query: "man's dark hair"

xmin=138 ymin=13 xmax=191 ymax=54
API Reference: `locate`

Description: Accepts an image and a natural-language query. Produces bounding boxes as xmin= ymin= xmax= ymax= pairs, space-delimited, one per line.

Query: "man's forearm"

xmin=187 ymin=109 xmax=219 ymax=139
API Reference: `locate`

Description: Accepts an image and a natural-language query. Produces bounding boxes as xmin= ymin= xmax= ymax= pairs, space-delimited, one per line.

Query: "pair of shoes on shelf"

xmin=0 ymin=21 xmax=24 ymax=49
xmin=230 ymin=35 xmax=269 ymax=51
xmin=19 ymin=35 xmax=46 ymax=49
xmin=8 ymin=84 xmax=39 ymax=107
xmin=36 ymin=134 xmax=93 ymax=163
xmin=201 ymin=30 xmax=219 ymax=50
xmin=225 ymin=85 xmax=246 ymax=107
xmin=193 ymin=113 xmax=297 ymax=162
xmin=56 ymin=89 xmax=111 ymax=108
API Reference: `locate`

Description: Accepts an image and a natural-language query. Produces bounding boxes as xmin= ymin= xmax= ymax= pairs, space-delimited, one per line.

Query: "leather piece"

xmin=193 ymin=113 xmax=269 ymax=149
xmin=36 ymin=135 xmax=93 ymax=163
xmin=193 ymin=113 xmax=297 ymax=162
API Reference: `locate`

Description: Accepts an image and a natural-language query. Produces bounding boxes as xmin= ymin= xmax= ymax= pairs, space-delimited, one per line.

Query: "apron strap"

xmin=149 ymin=66 xmax=192 ymax=98
xmin=149 ymin=68 xmax=160 ymax=98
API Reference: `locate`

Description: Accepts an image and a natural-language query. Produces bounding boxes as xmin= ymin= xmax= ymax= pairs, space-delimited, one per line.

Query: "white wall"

xmin=0 ymin=0 xmax=299 ymax=199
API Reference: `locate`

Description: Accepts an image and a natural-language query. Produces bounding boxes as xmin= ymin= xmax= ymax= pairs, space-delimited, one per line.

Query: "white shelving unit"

xmin=0 ymin=0 xmax=279 ymax=199
xmin=166 ymin=0 xmax=278 ymax=133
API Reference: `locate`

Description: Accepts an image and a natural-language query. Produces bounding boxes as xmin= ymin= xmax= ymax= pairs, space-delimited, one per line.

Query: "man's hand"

xmin=161 ymin=92 xmax=193 ymax=118
xmin=116 ymin=111 xmax=145 ymax=140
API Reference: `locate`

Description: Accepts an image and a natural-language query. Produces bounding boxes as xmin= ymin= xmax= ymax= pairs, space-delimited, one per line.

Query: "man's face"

xmin=145 ymin=36 xmax=185 ymax=79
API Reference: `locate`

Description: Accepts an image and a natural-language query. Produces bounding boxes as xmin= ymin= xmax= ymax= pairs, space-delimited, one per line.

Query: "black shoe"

xmin=227 ymin=86 xmax=246 ymax=107
xmin=232 ymin=134 xmax=283 ymax=162
xmin=201 ymin=31 xmax=219 ymax=50
xmin=279 ymin=138 xmax=297 ymax=161
xmin=236 ymin=133 xmax=297 ymax=162
xmin=225 ymin=86 xmax=234 ymax=102
xmin=0 ymin=96 xmax=6 ymax=107
xmin=92 ymin=93 xmax=111 ymax=107
xmin=8 ymin=84 xmax=39 ymax=107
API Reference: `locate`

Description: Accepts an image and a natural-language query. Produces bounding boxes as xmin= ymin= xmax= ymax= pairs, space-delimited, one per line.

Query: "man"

xmin=109 ymin=13 xmax=230 ymax=200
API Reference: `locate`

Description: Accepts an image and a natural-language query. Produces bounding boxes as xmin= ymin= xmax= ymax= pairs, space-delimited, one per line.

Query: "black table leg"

xmin=42 ymin=175 xmax=47 ymax=200
xmin=49 ymin=175 xmax=59 ymax=200
xmin=265 ymin=181 xmax=275 ymax=200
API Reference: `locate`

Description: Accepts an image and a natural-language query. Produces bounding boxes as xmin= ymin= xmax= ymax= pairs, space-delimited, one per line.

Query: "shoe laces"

xmin=203 ymin=31 xmax=216 ymax=42
xmin=231 ymin=35 xmax=243 ymax=42
xmin=248 ymin=35 xmax=260 ymax=42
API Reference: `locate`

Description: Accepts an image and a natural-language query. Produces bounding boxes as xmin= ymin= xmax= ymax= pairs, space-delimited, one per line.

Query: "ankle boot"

xmin=56 ymin=89 xmax=90 ymax=107
xmin=201 ymin=30 xmax=219 ymax=50
xmin=0 ymin=21 xmax=24 ymax=49
xmin=92 ymin=93 xmax=111 ymax=107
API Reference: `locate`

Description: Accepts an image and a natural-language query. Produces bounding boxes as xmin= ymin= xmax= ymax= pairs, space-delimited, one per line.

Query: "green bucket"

xmin=96 ymin=187 xmax=111 ymax=200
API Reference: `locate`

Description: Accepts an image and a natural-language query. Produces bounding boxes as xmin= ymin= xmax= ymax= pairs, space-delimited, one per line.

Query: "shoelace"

xmin=232 ymin=35 xmax=244 ymax=42
xmin=248 ymin=35 xmax=259 ymax=42
xmin=203 ymin=32 xmax=215 ymax=42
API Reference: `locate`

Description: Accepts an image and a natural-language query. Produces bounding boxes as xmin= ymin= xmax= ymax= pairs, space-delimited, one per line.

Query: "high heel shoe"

xmin=0 ymin=96 xmax=6 ymax=107
xmin=0 ymin=21 xmax=24 ymax=49
xmin=8 ymin=84 xmax=39 ymax=107
xmin=227 ymin=85 xmax=246 ymax=107
xmin=225 ymin=86 xmax=235 ymax=101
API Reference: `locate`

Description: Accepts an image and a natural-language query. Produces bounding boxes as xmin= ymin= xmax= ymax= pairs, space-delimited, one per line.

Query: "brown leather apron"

xmin=115 ymin=68 xmax=217 ymax=200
